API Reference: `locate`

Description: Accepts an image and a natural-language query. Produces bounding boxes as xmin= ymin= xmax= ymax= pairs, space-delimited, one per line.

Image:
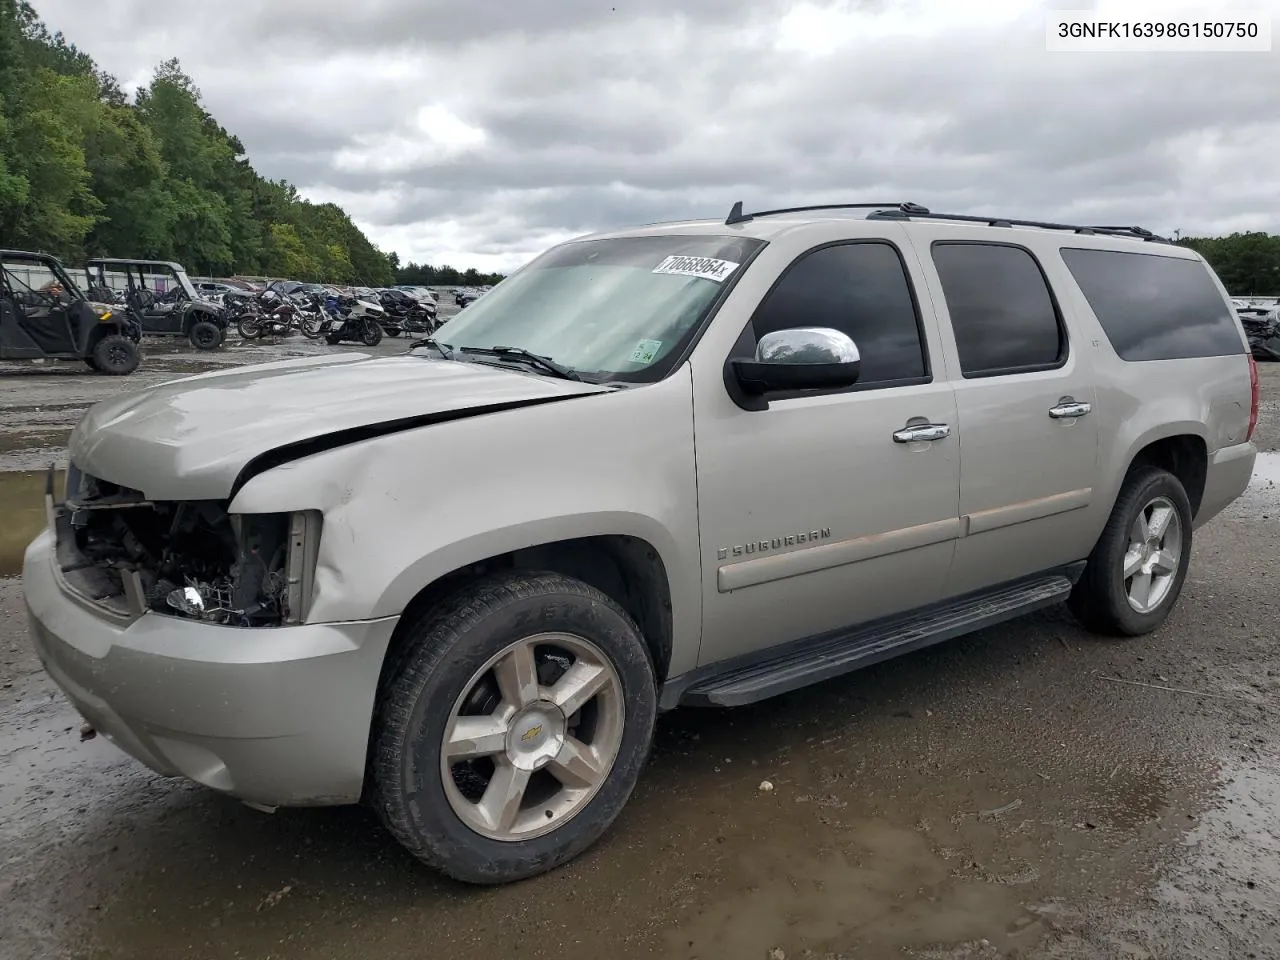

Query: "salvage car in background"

xmin=85 ymin=259 xmax=227 ymax=350
xmin=1236 ymin=305 xmax=1280 ymax=361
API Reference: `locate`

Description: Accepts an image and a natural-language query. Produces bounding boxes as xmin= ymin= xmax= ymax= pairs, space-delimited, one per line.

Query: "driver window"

xmin=749 ymin=241 xmax=929 ymax=386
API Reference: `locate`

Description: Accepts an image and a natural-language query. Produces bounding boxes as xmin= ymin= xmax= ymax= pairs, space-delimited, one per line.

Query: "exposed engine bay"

xmin=53 ymin=467 xmax=318 ymax=626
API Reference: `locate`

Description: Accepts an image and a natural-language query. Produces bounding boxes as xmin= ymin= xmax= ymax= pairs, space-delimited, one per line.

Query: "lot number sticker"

xmin=629 ymin=339 xmax=663 ymax=364
xmin=652 ymin=255 xmax=739 ymax=283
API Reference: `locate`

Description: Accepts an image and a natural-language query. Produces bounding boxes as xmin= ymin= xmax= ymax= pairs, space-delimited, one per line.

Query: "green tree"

xmin=82 ymin=104 xmax=169 ymax=257
xmin=0 ymin=0 xmax=461 ymax=285
xmin=1181 ymin=232 xmax=1280 ymax=296
xmin=265 ymin=222 xmax=320 ymax=279
xmin=0 ymin=69 xmax=103 ymax=254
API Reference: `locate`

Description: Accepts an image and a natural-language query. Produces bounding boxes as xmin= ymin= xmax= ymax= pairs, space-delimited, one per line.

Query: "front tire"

xmin=90 ymin=334 xmax=139 ymax=375
xmin=360 ymin=319 xmax=383 ymax=347
xmin=1068 ymin=466 xmax=1193 ymax=636
xmin=189 ymin=319 xmax=223 ymax=350
xmin=371 ymin=572 xmax=657 ymax=885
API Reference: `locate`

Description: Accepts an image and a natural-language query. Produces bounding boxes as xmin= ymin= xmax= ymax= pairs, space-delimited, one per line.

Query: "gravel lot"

xmin=1 ymin=339 xmax=1277 ymax=960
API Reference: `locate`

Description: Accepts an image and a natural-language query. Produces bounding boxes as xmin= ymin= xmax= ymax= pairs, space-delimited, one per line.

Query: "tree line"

xmin=0 ymin=1 xmax=508 ymax=288
xmin=1176 ymin=232 xmax=1280 ymax=297
xmin=392 ymin=258 xmax=506 ymax=287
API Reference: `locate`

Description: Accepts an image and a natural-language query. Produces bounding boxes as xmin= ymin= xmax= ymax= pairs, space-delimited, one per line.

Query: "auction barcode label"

xmin=1047 ymin=12 xmax=1271 ymax=51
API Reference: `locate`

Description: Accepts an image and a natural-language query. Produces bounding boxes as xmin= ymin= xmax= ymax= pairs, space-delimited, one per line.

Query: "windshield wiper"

xmin=472 ymin=345 xmax=582 ymax=381
xmin=410 ymin=337 xmax=455 ymax=359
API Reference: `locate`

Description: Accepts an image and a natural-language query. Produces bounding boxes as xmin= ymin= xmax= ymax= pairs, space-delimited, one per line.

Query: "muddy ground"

xmin=1 ymin=339 xmax=1278 ymax=960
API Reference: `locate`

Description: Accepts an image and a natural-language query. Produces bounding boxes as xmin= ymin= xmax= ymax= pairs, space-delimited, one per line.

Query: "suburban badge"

xmin=717 ymin=528 xmax=832 ymax=560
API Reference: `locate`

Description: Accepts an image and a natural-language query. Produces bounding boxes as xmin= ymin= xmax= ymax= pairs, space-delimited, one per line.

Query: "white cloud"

xmin=31 ymin=0 xmax=1280 ymax=271
xmin=333 ymin=106 xmax=488 ymax=175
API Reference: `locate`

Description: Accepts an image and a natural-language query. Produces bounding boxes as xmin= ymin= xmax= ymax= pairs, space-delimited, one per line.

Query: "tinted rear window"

xmin=1060 ymin=248 xmax=1243 ymax=361
xmin=931 ymin=242 xmax=1065 ymax=377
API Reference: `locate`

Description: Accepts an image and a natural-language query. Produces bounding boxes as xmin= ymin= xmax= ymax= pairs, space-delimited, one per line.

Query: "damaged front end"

xmin=49 ymin=464 xmax=321 ymax=627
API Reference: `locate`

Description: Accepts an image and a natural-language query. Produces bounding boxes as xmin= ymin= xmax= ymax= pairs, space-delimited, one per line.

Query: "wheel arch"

xmin=1122 ymin=428 xmax=1209 ymax=518
xmin=83 ymin=322 xmax=124 ymax=351
xmin=375 ymin=533 xmax=676 ymax=701
xmin=182 ymin=303 xmax=224 ymax=331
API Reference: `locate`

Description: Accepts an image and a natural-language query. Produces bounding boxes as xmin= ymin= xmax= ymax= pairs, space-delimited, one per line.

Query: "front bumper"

xmin=23 ymin=529 xmax=399 ymax=807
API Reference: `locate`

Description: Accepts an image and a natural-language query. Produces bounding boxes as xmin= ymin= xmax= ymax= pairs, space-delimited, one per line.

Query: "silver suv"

xmin=23 ymin=201 xmax=1259 ymax=884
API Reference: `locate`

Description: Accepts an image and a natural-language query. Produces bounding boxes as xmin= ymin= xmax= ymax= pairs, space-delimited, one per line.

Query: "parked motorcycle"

xmin=320 ymin=293 xmax=385 ymax=347
xmin=234 ymin=289 xmax=321 ymax=339
xmin=377 ymin=289 xmax=437 ymax=336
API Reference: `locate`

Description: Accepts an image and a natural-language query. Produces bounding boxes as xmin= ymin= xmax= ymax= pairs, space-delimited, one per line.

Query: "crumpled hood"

xmin=68 ymin=352 xmax=608 ymax=500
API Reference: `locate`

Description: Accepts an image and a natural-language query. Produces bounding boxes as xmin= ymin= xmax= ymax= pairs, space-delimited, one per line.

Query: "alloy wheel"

xmin=1123 ymin=495 xmax=1183 ymax=614
xmin=440 ymin=632 xmax=625 ymax=842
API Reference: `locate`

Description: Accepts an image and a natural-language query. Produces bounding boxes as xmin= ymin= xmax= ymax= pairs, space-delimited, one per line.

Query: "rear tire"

xmin=236 ymin=314 xmax=261 ymax=339
xmin=189 ymin=320 xmax=223 ymax=350
xmin=371 ymin=572 xmax=657 ymax=885
xmin=91 ymin=334 xmax=139 ymax=375
xmin=1068 ymin=467 xmax=1193 ymax=636
xmin=385 ymin=327 xmax=402 ymax=337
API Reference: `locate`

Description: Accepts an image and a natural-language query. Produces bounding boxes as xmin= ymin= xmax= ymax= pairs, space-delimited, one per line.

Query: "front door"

xmin=910 ymin=235 xmax=1100 ymax=596
xmin=1 ymin=257 xmax=77 ymax=354
xmin=692 ymin=235 xmax=962 ymax=667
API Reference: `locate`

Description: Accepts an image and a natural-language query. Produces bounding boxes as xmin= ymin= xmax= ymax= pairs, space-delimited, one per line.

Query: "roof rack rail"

xmin=722 ymin=201 xmax=1171 ymax=244
xmin=724 ymin=201 xmax=923 ymax=225
xmin=865 ymin=208 xmax=1173 ymax=243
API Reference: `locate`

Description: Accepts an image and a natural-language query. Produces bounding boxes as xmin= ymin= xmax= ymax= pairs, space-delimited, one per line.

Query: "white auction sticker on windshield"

xmin=652 ymin=255 xmax=739 ymax=283
xmin=629 ymin=339 xmax=662 ymax=364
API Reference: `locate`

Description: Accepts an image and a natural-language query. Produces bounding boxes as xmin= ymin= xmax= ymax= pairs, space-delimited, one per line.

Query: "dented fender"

xmin=230 ymin=367 xmax=705 ymax=676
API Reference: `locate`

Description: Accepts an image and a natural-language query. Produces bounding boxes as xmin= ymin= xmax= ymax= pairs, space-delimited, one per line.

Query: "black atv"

xmin=85 ymin=258 xmax=227 ymax=350
xmin=1 ymin=250 xmax=142 ymax=375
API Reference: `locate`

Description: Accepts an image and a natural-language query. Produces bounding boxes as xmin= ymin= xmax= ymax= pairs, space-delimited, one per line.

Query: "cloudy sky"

xmin=35 ymin=0 xmax=1280 ymax=272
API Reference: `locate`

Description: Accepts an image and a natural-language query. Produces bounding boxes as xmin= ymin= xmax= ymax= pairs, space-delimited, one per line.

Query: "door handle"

xmin=893 ymin=423 xmax=951 ymax=443
xmin=1049 ymin=400 xmax=1092 ymax=419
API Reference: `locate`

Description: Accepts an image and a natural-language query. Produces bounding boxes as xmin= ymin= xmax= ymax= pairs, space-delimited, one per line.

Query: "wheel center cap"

xmin=505 ymin=702 xmax=566 ymax=771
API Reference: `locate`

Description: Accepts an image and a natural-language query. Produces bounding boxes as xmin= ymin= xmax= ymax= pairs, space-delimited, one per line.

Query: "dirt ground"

xmin=1 ymin=339 xmax=1278 ymax=960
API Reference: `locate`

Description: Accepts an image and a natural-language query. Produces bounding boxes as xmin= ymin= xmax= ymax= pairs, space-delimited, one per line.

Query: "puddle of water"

xmin=0 ymin=470 xmax=62 ymax=577
xmin=1227 ymin=450 xmax=1280 ymax=517
xmin=1250 ymin=450 xmax=1280 ymax=485
xmin=1046 ymin=753 xmax=1280 ymax=958
xmin=0 ymin=430 xmax=69 ymax=455
xmin=658 ymin=818 xmax=1043 ymax=959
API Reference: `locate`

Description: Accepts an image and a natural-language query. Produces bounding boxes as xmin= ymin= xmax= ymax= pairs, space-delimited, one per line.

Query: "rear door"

xmin=908 ymin=233 xmax=1100 ymax=596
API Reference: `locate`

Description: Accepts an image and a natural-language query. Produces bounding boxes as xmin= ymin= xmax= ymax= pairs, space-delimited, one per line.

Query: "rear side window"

xmin=1060 ymin=248 xmax=1244 ymax=361
xmin=930 ymin=242 xmax=1065 ymax=377
xmin=750 ymin=241 xmax=928 ymax=385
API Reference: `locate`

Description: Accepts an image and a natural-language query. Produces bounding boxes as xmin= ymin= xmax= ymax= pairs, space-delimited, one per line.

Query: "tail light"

xmin=1247 ymin=353 xmax=1260 ymax=441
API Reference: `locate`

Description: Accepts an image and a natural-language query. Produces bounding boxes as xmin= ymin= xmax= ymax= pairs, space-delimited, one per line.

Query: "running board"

xmin=669 ymin=574 xmax=1075 ymax=709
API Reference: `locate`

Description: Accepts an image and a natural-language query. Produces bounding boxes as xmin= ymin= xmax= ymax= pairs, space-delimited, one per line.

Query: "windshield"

xmin=173 ymin=269 xmax=198 ymax=299
xmin=427 ymin=234 xmax=764 ymax=381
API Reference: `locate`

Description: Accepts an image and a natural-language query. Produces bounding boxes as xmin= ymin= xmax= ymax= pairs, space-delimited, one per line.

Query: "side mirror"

xmin=730 ymin=327 xmax=862 ymax=397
